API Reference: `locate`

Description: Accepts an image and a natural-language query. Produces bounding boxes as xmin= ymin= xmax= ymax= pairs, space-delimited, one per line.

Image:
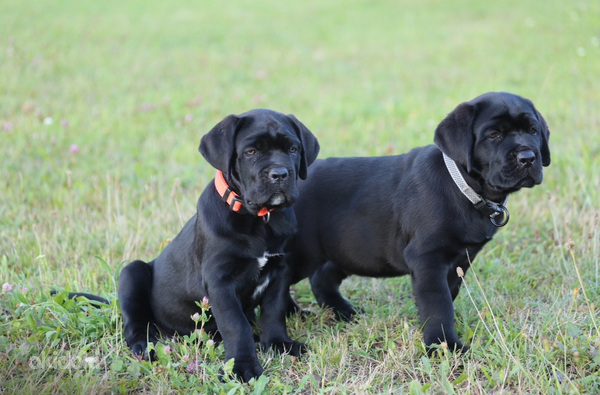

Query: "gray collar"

xmin=442 ymin=153 xmax=510 ymax=227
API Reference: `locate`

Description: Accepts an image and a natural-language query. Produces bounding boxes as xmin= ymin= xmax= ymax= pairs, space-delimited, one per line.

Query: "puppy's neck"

xmin=467 ymin=171 xmax=508 ymax=204
xmin=449 ymin=158 xmax=508 ymax=204
xmin=214 ymin=170 xmax=272 ymax=220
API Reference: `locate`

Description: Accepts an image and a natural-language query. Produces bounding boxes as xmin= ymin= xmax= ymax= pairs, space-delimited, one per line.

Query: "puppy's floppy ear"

xmin=434 ymin=102 xmax=477 ymax=172
xmin=198 ymin=114 xmax=241 ymax=175
xmin=286 ymin=114 xmax=320 ymax=179
xmin=534 ymin=109 xmax=551 ymax=167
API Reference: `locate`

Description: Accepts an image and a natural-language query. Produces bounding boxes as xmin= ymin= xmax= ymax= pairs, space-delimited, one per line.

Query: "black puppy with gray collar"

xmin=287 ymin=92 xmax=550 ymax=354
xmin=118 ymin=109 xmax=319 ymax=381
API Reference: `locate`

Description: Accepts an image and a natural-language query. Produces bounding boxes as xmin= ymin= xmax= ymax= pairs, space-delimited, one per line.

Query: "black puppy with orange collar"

xmin=118 ymin=109 xmax=319 ymax=381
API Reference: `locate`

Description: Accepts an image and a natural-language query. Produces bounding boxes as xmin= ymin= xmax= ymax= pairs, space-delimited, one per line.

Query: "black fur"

xmin=118 ymin=109 xmax=319 ymax=381
xmin=287 ymin=92 xmax=550 ymax=354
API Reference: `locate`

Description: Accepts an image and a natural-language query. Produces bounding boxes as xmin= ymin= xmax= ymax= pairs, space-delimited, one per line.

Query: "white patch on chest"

xmin=257 ymin=255 xmax=268 ymax=269
xmin=252 ymin=275 xmax=271 ymax=300
xmin=256 ymin=251 xmax=283 ymax=270
xmin=252 ymin=251 xmax=283 ymax=300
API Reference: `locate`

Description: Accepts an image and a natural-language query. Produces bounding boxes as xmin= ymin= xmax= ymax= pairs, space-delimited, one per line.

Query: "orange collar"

xmin=214 ymin=170 xmax=272 ymax=218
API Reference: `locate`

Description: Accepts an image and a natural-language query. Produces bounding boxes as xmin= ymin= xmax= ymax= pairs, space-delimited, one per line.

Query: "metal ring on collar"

xmin=490 ymin=205 xmax=510 ymax=227
xmin=262 ymin=211 xmax=271 ymax=223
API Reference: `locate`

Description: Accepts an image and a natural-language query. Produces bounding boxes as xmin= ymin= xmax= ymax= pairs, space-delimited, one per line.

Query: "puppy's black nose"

xmin=268 ymin=167 xmax=289 ymax=182
xmin=517 ymin=150 xmax=536 ymax=168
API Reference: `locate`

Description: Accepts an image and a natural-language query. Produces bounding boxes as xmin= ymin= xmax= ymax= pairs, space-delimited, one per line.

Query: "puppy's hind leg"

xmin=285 ymin=293 xmax=303 ymax=316
xmin=118 ymin=260 xmax=159 ymax=360
xmin=310 ymin=261 xmax=361 ymax=321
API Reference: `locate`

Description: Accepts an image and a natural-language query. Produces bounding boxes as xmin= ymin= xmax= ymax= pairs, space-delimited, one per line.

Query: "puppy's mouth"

xmin=487 ymin=160 xmax=544 ymax=191
xmin=268 ymin=193 xmax=288 ymax=207
xmin=488 ymin=175 xmax=539 ymax=195
xmin=248 ymin=192 xmax=294 ymax=212
xmin=514 ymin=177 xmax=537 ymax=189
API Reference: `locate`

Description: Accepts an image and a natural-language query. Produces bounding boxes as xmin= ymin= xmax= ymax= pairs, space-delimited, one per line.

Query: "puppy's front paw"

xmin=334 ymin=305 xmax=364 ymax=322
xmin=263 ymin=339 xmax=307 ymax=356
xmin=130 ymin=340 xmax=157 ymax=361
xmin=425 ymin=340 xmax=468 ymax=357
xmin=231 ymin=357 xmax=263 ymax=382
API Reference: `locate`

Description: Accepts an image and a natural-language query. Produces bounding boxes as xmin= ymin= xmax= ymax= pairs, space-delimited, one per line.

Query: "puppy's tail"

xmin=50 ymin=290 xmax=110 ymax=306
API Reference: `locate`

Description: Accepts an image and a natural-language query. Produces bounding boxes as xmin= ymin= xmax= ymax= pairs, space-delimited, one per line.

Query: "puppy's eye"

xmin=489 ymin=131 xmax=501 ymax=140
xmin=529 ymin=127 xmax=538 ymax=134
xmin=289 ymin=146 xmax=299 ymax=154
xmin=245 ymin=148 xmax=257 ymax=157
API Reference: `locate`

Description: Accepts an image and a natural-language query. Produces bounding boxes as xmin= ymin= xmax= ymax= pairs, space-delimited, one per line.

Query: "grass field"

xmin=1 ymin=0 xmax=599 ymax=393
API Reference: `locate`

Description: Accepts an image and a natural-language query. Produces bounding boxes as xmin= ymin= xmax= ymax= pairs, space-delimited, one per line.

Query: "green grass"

xmin=1 ymin=0 xmax=599 ymax=392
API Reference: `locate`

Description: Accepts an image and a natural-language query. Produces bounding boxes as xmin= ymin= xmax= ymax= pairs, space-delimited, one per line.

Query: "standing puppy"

xmin=288 ymin=92 xmax=550 ymax=353
xmin=118 ymin=109 xmax=319 ymax=381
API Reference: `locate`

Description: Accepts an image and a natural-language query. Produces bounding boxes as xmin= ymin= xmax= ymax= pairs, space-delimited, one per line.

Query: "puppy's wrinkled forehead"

xmin=236 ymin=115 xmax=299 ymax=148
xmin=476 ymin=95 xmax=537 ymax=131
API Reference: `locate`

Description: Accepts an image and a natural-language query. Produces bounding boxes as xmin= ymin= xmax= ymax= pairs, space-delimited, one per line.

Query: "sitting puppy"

xmin=118 ymin=109 xmax=319 ymax=381
xmin=287 ymin=92 xmax=550 ymax=353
